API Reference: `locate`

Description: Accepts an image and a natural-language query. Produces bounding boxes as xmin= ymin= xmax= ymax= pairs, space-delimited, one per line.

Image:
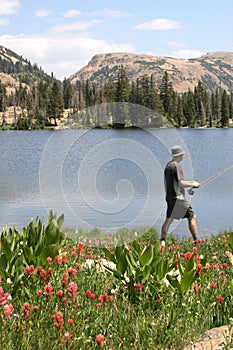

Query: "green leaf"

xmin=1 ymin=236 xmax=12 ymax=260
xmin=142 ymin=265 xmax=151 ymax=283
xmin=181 ymin=269 xmax=197 ymax=292
xmin=116 ymin=255 xmax=128 ymax=275
xmin=132 ymin=240 xmax=141 ymax=256
xmin=139 ymin=245 xmax=153 ymax=267
xmin=125 ymin=251 xmax=138 ymax=270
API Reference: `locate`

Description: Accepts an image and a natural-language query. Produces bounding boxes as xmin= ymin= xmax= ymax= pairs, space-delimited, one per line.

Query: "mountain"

xmin=0 ymin=45 xmax=55 ymax=93
xmin=69 ymin=51 xmax=233 ymax=93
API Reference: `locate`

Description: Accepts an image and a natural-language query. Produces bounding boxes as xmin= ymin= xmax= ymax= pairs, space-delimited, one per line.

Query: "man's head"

xmin=171 ymin=145 xmax=185 ymax=162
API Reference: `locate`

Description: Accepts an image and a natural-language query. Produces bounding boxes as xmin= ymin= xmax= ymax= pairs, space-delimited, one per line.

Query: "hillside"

xmin=69 ymin=51 xmax=233 ymax=92
xmin=0 ymin=45 xmax=55 ymax=93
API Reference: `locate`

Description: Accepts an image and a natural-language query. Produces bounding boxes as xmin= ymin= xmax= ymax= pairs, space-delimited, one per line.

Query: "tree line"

xmin=0 ymin=66 xmax=233 ymax=129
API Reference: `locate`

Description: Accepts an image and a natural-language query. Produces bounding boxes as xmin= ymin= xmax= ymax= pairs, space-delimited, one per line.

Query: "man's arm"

xmin=179 ymin=180 xmax=201 ymax=188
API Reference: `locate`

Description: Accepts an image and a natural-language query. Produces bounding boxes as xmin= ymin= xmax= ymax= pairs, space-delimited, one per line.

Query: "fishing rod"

xmin=188 ymin=163 xmax=233 ymax=195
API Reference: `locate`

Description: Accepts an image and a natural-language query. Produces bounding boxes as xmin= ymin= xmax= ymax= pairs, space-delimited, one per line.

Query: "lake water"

xmin=0 ymin=128 xmax=233 ymax=240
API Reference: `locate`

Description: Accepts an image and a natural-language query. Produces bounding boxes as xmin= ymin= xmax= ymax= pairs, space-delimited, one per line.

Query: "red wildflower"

xmin=77 ymin=242 xmax=85 ymax=254
xmin=37 ymin=266 xmax=46 ymax=281
xmin=210 ymin=282 xmax=216 ymax=289
xmin=62 ymin=255 xmax=68 ymax=264
xmin=55 ymin=255 xmax=62 ymax=266
xmin=96 ymin=334 xmax=105 ymax=348
xmin=98 ymin=293 xmax=109 ymax=303
xmin=86 ymin=289 xmax=95 ymax=300
xmin=67 ymin=267 xmax=76 ymax=275
xmin=76 ymin=263 xmax=81 ymax=270
xmin=61 ymin=273 xmax=69 ymax=287
xmin=196 ymin=264 xmax=203 ymax=276
xmin=46 ymin=257 xmax=53 ymax=265
xmin=37 ymin=289 xmax=42 ymax=296
xmin=48 ymin=267 xmax=53 ymax=279
xmin=217 ymin=296 xmax=224 ymax=304
xmin=24 ymin=302 xmax=30 ymax=318
xmin=4 ymin=303 xmax=14 ymax=317
xmin=52 ymin=311 xmax=64 ymax=332
xmin=33 ymin=305 xmax=39 ymax=312
xmin=135 ymin=283 xmax=144 ymax=291
xmin=68 ymin=318 xmax=74 ymax=325
xmin=193 ymin=284 xmax=199 ymax=292
xmin=57 ymin=290 xmax=64 ymax=298
xmin=25 ymin=265 xmax=35 ymax=275
xmin=184 ymin=252 xmax=193 ymax=260
xmin=45 ymin=283 xmax=53 ymax=297
xmin=193 ymin=247 xmax=198 ymax=255
xmin=68 ymin=282 xmax=78 ymax=299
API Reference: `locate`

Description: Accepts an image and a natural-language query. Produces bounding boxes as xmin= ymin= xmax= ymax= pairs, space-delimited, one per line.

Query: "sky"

xmin=0 ymin=0 xmax=233 ymax=80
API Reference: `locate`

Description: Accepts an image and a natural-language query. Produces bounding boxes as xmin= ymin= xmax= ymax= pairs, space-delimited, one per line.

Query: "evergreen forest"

xmin=0 ymin=66 xmax=233 ymax=129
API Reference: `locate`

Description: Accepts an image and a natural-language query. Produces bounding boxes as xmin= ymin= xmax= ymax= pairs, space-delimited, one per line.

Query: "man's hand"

xmin=191 ymin=181 xmax=201 ymax=188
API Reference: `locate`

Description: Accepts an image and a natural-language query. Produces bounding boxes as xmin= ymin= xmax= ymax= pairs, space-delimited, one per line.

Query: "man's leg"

xmin=187 ymin=215 xmax=198 ymax=241
xmin=161 ymin=217 xmax=174 ymax=242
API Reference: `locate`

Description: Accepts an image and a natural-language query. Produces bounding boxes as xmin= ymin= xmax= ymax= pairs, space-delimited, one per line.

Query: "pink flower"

xmin=210 ymin=282 xmax=216 ymax=289
xmin=46 ymin=257 xmax=53 ymax=264
xmin=33 ymin=305 xmax=39 ymax=312
xmin=96 ymin=334 xmax=105 ymax=348
xmin=68 ymin=318 xmax=74 ymax=325
xmin=193 ymin=284 xmax=199 ymax=292
xmin=68 ymin=282 xmax=78 ymax=299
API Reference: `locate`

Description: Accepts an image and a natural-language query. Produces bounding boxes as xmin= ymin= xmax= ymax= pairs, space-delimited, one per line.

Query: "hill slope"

xmin=69 ymin=51 xmax=233 ymax=92
xmin=0 ymin=45 xmax=55 ymax=93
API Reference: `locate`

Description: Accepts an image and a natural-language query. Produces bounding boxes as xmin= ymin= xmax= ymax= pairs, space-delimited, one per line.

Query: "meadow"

xmin=0 ymin=212 xmax=232 ymax=349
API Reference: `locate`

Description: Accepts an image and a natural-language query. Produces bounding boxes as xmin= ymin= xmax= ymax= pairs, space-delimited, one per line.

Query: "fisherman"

xmin=161 ymin=145 xmax=201 ymax=246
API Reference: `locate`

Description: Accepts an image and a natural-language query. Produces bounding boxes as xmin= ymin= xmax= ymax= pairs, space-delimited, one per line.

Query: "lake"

xmin=0 ymin=128 xmax=233 ymax=240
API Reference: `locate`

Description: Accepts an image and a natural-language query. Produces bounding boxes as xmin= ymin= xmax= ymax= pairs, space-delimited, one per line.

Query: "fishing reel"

xmin=188 ymin=188 xmax=194 ymax=195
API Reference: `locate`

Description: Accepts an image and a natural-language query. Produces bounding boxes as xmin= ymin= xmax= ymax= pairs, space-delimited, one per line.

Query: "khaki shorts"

xmin=166 ymin=199 xmax=194 ymax=220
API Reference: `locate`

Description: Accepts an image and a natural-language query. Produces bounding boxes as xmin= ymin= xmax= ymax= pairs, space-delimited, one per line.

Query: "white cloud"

xmin=172 ymin=49 xmax=205 ymax=59
xmin=0 ymin=18 xmax=8 ymax=26
xmin=0 ymin=33 xmax=135 ymax=79
xmin=35 ymin=8 xmax=53 ymax=18
xmin=50 ymin=20 xmax=102 ymax=33
xmin=63 ymin=10 xmax=81 ymax=18
xmin=0 ymin=0 xmax=20 ymax=16
xmin=91 ymin=9 xmax=130 ymax=18
xmin=135 ymin=18 xmax=181 ymax=30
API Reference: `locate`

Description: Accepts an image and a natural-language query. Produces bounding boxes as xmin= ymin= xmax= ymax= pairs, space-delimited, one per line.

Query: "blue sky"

xmin=0 ymin=0 xmax=233 ymax=80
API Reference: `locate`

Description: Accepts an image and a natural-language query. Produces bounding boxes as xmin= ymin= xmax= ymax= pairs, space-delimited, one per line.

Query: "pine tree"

xmin=46 ymin=81 xmax=64 ymax=126
xmin=220 ymin=90 xmax=229 ymax=127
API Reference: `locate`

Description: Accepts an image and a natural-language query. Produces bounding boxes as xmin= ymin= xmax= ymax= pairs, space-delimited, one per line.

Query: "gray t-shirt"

xmin=164 ymin=160 xmax=185 ymax=201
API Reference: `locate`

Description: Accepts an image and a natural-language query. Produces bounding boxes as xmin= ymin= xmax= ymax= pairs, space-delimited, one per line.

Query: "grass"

xmin=0 ymin=216 xmax=233 ymax=349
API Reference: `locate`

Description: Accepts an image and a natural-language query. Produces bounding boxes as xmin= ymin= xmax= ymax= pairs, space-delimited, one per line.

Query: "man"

xmin=161 ymin=145 xmax=201 ymax=245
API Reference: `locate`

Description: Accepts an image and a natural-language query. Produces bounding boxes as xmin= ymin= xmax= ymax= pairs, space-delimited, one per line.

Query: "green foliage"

xmin=0 ymin=211 xmax=64 ymax=296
